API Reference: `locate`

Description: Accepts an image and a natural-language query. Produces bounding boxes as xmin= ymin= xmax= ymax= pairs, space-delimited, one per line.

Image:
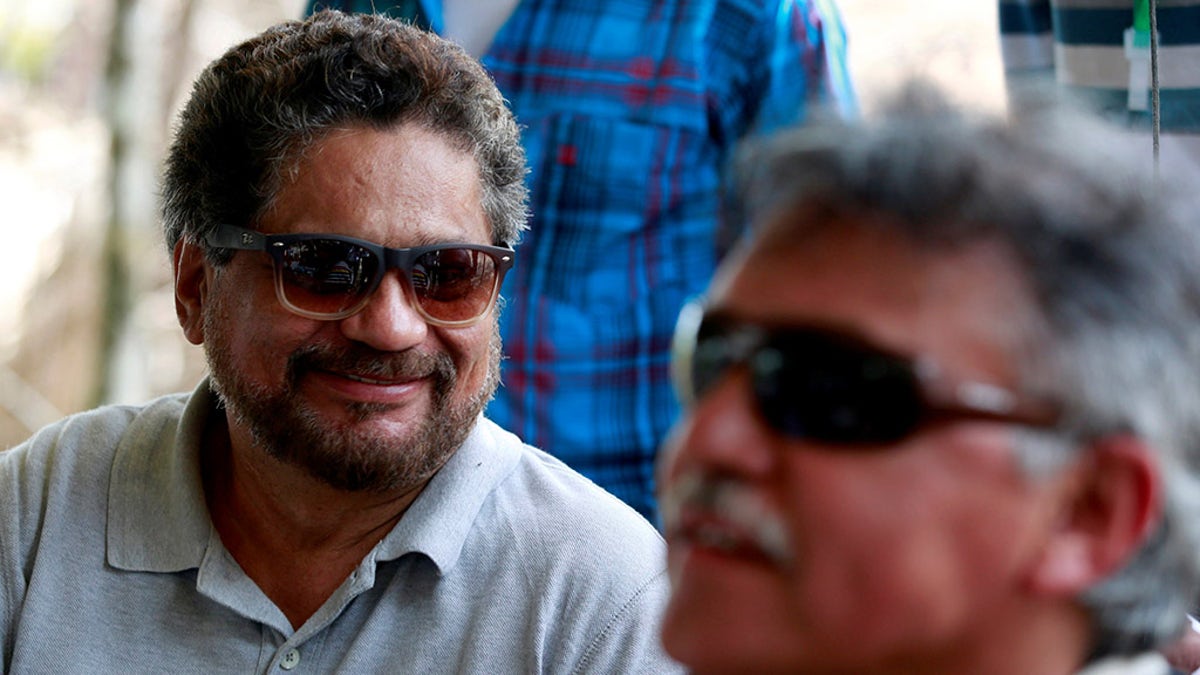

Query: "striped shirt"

xmin=308 ymin=0 xmax=855 ymax=523
xmin=999 ymin=0 xmax=1200 ymax=157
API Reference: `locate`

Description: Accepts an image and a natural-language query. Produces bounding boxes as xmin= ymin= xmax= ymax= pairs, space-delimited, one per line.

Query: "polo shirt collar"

xmin=107 ymin=378 xmax=215 ymax=572
xmin=373 ymin=416 xmax=521 ymax=575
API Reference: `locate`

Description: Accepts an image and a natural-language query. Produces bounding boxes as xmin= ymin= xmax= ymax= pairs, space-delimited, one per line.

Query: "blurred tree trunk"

xmin=94 ymin=0 xmax=137 ymax=407
xmin=95 ymin=0 xmax=198 ymax=407
xmin=164 ymin=0 xmax=201 ymax=113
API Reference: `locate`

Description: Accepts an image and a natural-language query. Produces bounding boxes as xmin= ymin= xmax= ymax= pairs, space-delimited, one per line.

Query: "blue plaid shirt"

xmin=307 ymin=0 xmax=855 ymax=523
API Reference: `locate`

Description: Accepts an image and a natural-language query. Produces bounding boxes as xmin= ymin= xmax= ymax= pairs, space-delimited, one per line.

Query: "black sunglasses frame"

xmin=671 ymin=301 xmax=1062 ymax=446
xmin=205 ymin=224 xmax=515 ymax=327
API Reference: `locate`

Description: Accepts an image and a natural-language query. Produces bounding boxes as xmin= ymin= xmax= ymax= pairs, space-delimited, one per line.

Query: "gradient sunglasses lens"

xmin=683 ymin=311 xmax=924 ymax=444
xmin=408 ymin=247 xmax=502 ymax=323
xmin=277 ymin=238 xmax=379 ymax=317
xmin=275 ymin=238 xmax=506 ymax=324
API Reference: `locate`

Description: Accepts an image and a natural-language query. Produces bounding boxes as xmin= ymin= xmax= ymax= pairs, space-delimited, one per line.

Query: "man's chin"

xmin=268 ymin=421 xmax=444 ymax=494
xmin=208 ymin=358 xmax=490 ymax=494
xmin=257 ymin=394 xmax=475 ymax=494
xmin=318 ymin=396 xmax=429 ymax=429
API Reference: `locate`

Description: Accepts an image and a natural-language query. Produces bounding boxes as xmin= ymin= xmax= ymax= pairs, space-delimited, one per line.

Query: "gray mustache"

xmin=660 ymin=471 xmax=793 ymax=568
xmin=289 ymin=344 xmax=455 ymax=384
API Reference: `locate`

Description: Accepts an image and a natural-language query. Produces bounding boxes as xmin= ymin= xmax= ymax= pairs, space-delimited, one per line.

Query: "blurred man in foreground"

xmin=1 ymin=11 xmax=677 ymax=672
xmin=658 ymin=86 xmax=1200 ymax=675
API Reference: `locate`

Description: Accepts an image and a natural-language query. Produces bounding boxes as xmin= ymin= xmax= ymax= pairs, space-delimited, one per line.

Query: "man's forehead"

xmin=716 ymin=214 xmax=1038 ymax=382
xmin=262 ymin=122 xmax=489 ymax=245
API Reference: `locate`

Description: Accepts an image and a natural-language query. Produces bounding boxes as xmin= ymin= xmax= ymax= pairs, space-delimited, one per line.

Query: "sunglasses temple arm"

xmin=924 ymin=378 xmax=1062 ymax=430
xmin=206 ymin=225 xmax=266 ymax=251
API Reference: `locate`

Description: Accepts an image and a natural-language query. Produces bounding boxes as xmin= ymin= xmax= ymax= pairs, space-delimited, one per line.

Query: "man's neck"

xmin=201 ymin=416 xmax=425 ymax=629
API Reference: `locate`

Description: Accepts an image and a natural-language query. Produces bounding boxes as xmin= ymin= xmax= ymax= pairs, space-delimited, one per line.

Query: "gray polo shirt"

xmin=1 ymin=381 xmax=680 ymax=674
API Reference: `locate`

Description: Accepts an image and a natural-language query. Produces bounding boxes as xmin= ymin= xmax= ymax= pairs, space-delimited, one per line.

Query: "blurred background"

xmin=0 ymin=0 xmax=1004 ymax=448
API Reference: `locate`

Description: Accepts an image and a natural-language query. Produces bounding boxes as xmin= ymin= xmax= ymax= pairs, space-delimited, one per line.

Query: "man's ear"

xmin=173 ymin=239 xmax=210 ymax=346
xmin=1024 ymin=435 xmax=1162 ymax=597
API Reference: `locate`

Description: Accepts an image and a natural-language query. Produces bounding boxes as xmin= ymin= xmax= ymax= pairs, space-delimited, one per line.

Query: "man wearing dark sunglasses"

xmin=0 ymin=11 xmax=679 ymax=673
xmin=657 ymin=85 xmax=1200 ymax=675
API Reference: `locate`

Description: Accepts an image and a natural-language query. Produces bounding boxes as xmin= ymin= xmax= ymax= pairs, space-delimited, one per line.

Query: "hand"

xmin=1161 ymin=617 xmax=1200 ymax=674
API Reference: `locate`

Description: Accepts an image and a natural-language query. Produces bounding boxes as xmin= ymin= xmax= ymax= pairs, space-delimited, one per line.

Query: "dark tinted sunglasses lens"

xmin=410 ymin=248 xmax=498 ymax=322
xmin=278 ymin=239 xmax=378 ymax=315
xmin=754 ymin=334 xmax=924 ymax=444
xmin=690 ymin=323 xmax=738 ymax=399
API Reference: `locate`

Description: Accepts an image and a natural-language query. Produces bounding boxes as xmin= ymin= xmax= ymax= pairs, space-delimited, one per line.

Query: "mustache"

xmin=660 ymin=471 xmax=794 ymax=568
xmin=286 ymin=343 xmax=456 ymax=388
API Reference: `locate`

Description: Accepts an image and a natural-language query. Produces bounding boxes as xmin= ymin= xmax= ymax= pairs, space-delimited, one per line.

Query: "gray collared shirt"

xmin=2 ymin=380 xmax=680 ymax=674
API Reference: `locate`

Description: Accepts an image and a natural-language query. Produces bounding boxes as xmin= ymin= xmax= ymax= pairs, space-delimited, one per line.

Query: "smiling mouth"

xmin=338 ymin=371 xmax=415 ymax=386
xmin=286 ymin=343 xmax=455 ymax=400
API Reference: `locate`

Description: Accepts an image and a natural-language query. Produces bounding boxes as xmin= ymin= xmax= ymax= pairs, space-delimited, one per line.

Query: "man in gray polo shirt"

xmin=0 ymin=11 xmax=678 ymax=674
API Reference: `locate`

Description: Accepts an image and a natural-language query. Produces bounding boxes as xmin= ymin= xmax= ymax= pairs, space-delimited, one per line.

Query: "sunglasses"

xmin=206 ymin=224 xmax=515 ymax=326
xmin=671 ymin=302 xmax=1062 ymax=445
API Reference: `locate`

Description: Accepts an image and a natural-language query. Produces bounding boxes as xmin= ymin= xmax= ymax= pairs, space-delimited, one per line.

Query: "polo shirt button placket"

xmin=279 ymin=648 xmax=301 ymax=671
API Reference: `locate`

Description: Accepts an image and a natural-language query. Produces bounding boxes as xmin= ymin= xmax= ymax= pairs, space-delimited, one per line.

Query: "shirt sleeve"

xmin=999 ymin=0 xmax=1056 ymax=74
xmin=569 ymin=570 xmax=686 ymax=675
xmin=0 ymin=448 xmax=22 ymax=670
xmin=0 ymin=430 xmax=50 ymax=671
xmin=750 ymin=0 xmax=857 ymax=136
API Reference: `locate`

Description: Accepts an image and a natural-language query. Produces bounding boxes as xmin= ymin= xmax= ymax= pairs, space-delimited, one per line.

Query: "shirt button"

xmin=280 ymin=648 xmax=301 ymax=670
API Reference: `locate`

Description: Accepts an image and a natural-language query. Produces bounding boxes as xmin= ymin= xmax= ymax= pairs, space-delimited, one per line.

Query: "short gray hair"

xmin=161 ymin=10 xmax=528 ymax=257
xmin=732 ymin=82 xmax=1200 ymax=659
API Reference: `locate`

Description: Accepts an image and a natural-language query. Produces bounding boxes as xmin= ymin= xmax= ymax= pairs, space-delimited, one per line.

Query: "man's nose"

xmin=338 ymin=271 xmax=429 ymax=351
xmin=661 ymin=371 xmax=778 ymax=482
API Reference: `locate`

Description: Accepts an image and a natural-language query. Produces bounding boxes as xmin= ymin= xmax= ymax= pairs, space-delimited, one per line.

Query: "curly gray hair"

xmin=161 ymin=9 xmax=528 ymax=258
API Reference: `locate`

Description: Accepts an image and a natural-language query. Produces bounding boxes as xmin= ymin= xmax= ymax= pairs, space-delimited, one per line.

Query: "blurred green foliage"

xmin=1 ymin=22 xmax=60 ymax=84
